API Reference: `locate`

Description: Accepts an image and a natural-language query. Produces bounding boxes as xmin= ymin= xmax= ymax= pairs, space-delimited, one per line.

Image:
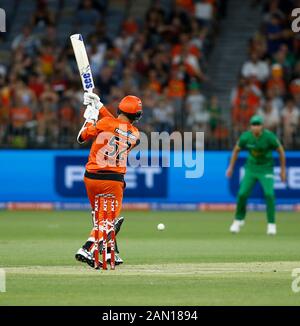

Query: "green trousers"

xmin=235 ymin=168 xmax=275 ymax=223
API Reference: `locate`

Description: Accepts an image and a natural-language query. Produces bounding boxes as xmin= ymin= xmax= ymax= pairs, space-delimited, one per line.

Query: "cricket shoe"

xmin=104 ymin=249 xmax=124 ymax=266
xmin=75 ymin=248 xmax=100 ymax=268
xmin=115 ymin=252 xmax=124 ymax=265
xmin=230 ymin=220 xmax=245 ymax=233
xmin=106 ymin=253 xmax=124 ymax=266
xmin=267 ymin=223 xmax=277 ymax=235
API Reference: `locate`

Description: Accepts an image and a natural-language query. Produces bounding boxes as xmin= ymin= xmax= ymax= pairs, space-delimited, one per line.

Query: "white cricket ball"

xmin=157 ymin=223 xmax=165 ymax=231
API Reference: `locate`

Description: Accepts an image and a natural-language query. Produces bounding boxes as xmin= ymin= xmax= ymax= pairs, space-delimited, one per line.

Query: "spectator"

xmin=40 ymin=83 xmax=59 ymax=109
xmin=40 ymin=25 xmax=59 ymax=48
xmin=31 ymin=0 xmax=55 ymax=29
xmin=88 ymin=34 xmax=107 ymax=73
xmin=172 ymin=33 xmax=205 ymax=80
xmin=105 ymin=86 xmax=125 ymax=116
xmin=290 ymin=77 xmax=300 ymax=106
xmin=138 ymin=89 xmax=157 ymax=135
xmin=231 ymin=79 xmax=261 ymax=113
xmin=207 ymin=95 xmax=222 ymax=133
xmin=190 ymin=25 xmax=208 ymax=51
xmin=266 ymin=87 xmax=284 ymax=111
xmin=8 ymin=95 xmax=33 ymax=148
xmin=241 ymin=52 xmax=270 ymax=82
xmin=263 ymin=0 xmax=285 ymax=24
xmin=185 ymin=82 xmax=208 ymax=131
xmin=58 ymin=98 xmax=77 ymax=146
xmin=10 ymin=48 xmax=33 ymax=80
xmin=0 ymin=74 xmax=11 ymax=108
xmin=195 ymin=0 xmax=214 ymax=26
xmin=119 ymin=67 xmax=139 ymax=95
xmin=122 ymin=16 xmax=139 ymax=35
xmin=38 ymin=43 xmax=56 ymax=77
xmin=265 ymin=13 xmax=284 ymax=55
xmin=147 ymin=70 xmax=162 ymax=95
xmin=0 ymin=65 xmax=7 ymax=80
xmin=232 ymin=94 xmax=256 ymax=134
xmin=12 ymin=26 xmax=40 ymax=56
xmin=0 ymin=77 xmax=9 ymax=144
xmin=152 ymin=97 xmax=175 ymax=133
xmin=114 ymin=30 xmax=134 ymax=57
xmin=257 ymin=99 xmax=280 ymax=132
xmin=28 ymin=73 xmax=45 ymax=99
xmin=177 ymin=0 xmax=195 ymax=14
xmin=281 ymin=97 xmax=300 ymax=148
xmin=35 ymin=100 xmax=58 ymax=147
xmin=77 ymin=0 xmax=101 ymax=27
xmin=250 ymin=32 xmax=268 ymax=59
xmin=272 ymin=44 xmax=296 ymax=79
xmin=167 ymin=69 xmax=186 ymax=128
xmin=51 ymin=60 xmax=71 ymax=96
xmin=14 ymin=79 xmax=37 ymax=111
xmin=266 ymin=64 xmax=286 ymax=97
xmin=290 ymin=60 xmax=300 ymax=106
xmin=96 ymin=66 xmax=117 ymax=102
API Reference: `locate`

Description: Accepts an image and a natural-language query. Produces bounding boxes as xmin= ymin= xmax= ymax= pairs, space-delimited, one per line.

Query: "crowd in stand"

xmin=232 ymin=0 xmax=300 ymax=149
xmin=0 ymin=0 xmax=224 ymax=149
xmin=0 ymin=0 xmax=299 ymax=150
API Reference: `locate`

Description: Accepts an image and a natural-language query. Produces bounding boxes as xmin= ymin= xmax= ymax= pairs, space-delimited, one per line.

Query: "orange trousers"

xmin=84 ymin=176 xmax=124 ymax=239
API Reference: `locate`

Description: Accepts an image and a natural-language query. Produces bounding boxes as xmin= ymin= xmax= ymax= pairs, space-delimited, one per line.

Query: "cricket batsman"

xmin=75 ymin=92 xmax=142 ymax=267
xmin=226 ymin=115 xmax=286 ymax=235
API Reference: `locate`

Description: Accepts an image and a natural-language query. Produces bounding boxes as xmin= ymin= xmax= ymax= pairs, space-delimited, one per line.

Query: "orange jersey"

xmin=80 ymin=107 xmax=139 ymax=174
xmin=10 ymin=106 xmax=33 ymax=128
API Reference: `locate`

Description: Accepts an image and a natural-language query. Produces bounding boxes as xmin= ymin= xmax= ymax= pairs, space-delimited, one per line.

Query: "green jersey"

xmin=238 ymin=129 xmax=281 ymax=172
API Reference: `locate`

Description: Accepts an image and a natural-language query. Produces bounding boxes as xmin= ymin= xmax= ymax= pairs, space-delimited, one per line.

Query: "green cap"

xmin=250 ymin=115 xmax=264 ymax=125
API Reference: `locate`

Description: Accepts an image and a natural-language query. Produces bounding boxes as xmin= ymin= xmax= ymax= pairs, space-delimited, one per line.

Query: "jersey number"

xmin=102 ymin=136 xmax=131 ymax=164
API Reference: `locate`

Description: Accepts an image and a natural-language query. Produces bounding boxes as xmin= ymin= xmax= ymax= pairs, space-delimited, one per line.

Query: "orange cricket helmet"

xmin=118 ymin=95 xmax=143 ymax=122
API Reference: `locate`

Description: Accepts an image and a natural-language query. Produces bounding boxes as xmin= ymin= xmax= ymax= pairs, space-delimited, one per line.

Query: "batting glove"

xmin=83 ymin=104 xmax=99 ymax=122
xmin=83 ymin=92 xmax=103 ymax=110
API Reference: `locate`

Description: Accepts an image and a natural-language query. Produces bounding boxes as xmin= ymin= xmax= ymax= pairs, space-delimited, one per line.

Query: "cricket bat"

xmin=70 ymin=34 xmax=95 ymax=142
xmin=70 ymin=33 xmax=95 ymax=92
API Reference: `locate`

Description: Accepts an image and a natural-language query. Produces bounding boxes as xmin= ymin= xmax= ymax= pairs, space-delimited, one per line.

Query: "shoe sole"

xmin=75 ymin=253 xmax=99 ymax=268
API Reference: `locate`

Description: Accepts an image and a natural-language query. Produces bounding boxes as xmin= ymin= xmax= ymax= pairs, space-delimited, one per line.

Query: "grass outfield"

xmin=0 ymin=210 xmax=299 ymax=305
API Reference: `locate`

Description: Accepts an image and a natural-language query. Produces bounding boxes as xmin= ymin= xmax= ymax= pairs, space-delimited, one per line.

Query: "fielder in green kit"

xmin=226 ymin=115 xmax=286 ymax=235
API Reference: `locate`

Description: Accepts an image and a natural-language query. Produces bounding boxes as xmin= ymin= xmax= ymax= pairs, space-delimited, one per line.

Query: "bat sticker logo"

xmin=81 ymin=65 xmax=94 ymax=89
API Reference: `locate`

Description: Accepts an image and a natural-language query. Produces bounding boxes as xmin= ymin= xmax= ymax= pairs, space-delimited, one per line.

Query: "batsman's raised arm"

xmin=77 ymin=92 xmax=114 ymax=144
xmin=70 ymin=34 xmax=114 ymax=143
